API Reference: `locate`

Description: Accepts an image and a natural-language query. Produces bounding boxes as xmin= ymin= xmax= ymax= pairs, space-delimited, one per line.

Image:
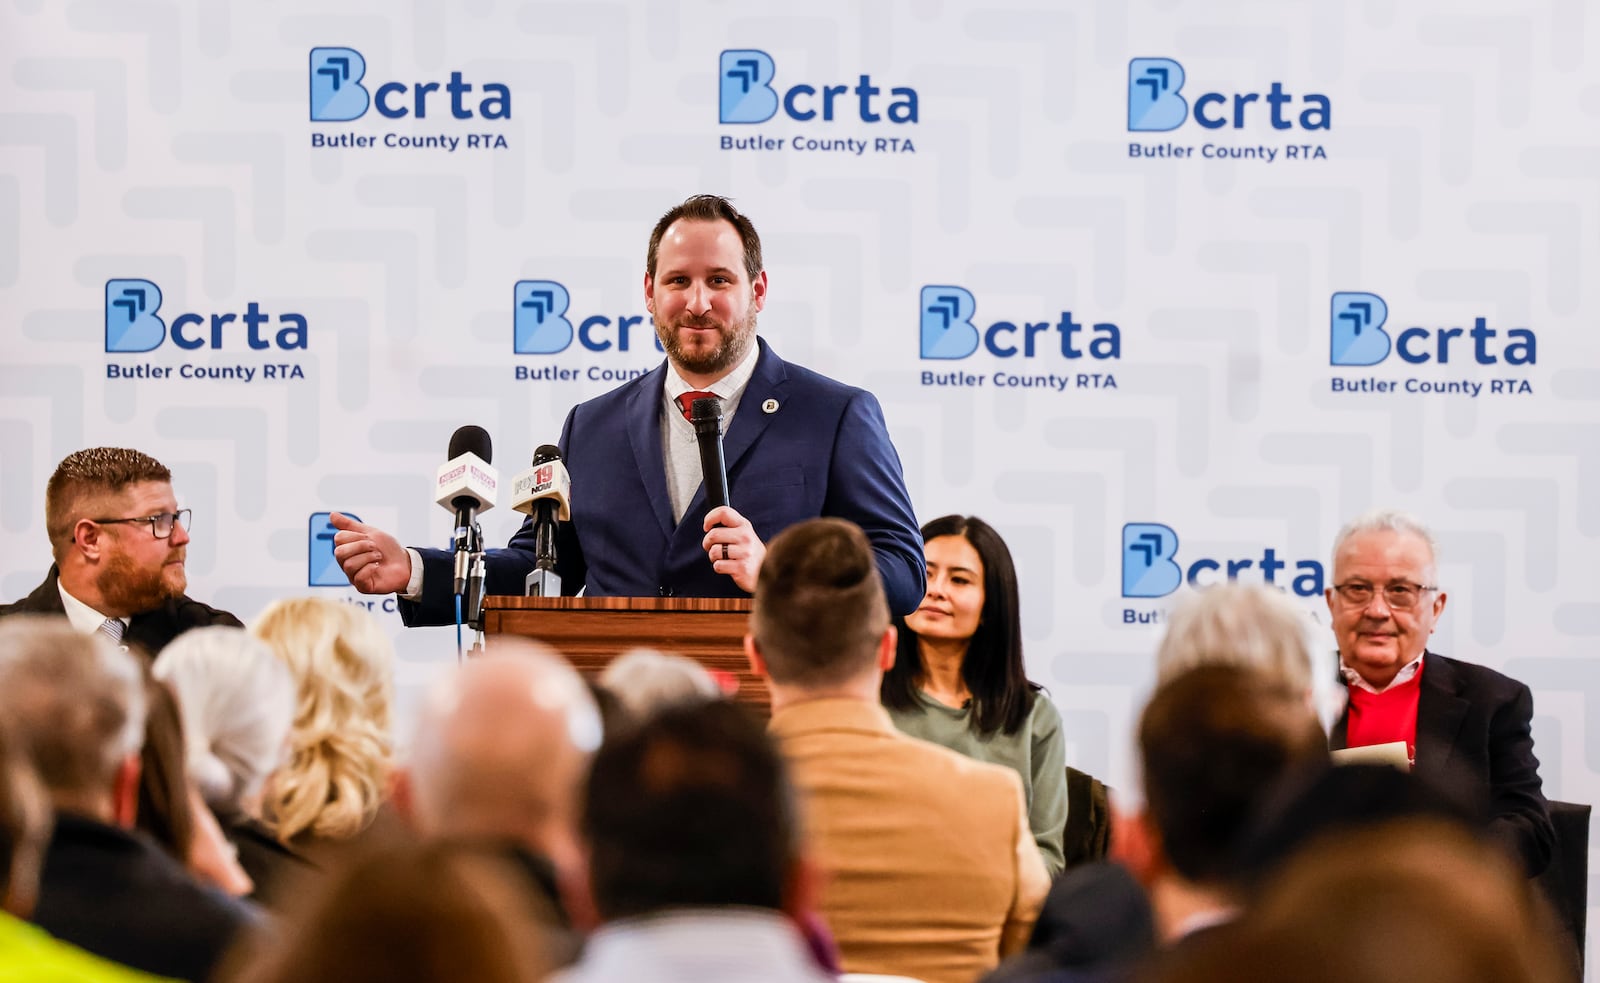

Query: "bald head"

xmin=407 ymin=641 xmax=602 ymax=850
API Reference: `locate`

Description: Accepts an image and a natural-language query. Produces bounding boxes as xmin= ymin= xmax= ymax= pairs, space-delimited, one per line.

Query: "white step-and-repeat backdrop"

xmin=4 ymin=0 xmax=1597 ymax=942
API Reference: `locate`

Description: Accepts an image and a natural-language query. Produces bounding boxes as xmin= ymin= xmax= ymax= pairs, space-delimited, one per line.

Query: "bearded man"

xmin=331 ymin=194 xmax=923 ymax=621
xmin=1 ymin=447 xmax=242 ymax=657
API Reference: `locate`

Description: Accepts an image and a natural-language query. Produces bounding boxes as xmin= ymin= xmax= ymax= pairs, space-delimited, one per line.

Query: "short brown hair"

xmin=1139 ymin=664 xmax=1327 ymax=885
xmin=646 ymin=194 xmax=763 ymax=280
xmin=45 ymin=447 xmax=171 ymax=562
xmin=751 ymin=519 xmax=888 ymax=687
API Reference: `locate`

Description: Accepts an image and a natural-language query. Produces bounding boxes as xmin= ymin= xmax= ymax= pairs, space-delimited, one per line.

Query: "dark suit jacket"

xmin=34 ymin=813 xmax=261 ymax=982
xmin=401 ymin=340 xmax=924 ymax=622
xmin=1331 ymin=651 xmax=1554 ymax=876
xmin=0 ymin=565 xmax=242 ymax=659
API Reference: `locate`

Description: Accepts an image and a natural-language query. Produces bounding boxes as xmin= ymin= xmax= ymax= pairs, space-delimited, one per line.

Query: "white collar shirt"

xmin=659 ymin=342 xmax=760 ymax=526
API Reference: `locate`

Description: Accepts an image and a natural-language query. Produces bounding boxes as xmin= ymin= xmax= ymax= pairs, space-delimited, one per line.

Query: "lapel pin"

xmin=762 ymin=398 xmax=779 ymax=414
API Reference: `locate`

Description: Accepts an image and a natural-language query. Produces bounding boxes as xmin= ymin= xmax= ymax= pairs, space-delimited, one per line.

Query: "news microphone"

xmin=690 ymin=396 xmax=730 ymax=512
xmin=435 ymin=425 xmax=498 ymax=600
xmin=510 ymin=444 xmax=570 ymax=597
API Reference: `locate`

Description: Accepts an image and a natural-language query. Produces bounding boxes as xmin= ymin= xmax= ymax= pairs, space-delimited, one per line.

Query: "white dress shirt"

xmin=551 ymin=908 xmax=833 ymax=983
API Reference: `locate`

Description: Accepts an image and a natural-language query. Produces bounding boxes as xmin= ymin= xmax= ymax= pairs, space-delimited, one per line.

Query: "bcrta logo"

xmin=1127 ymin=58 xmax=1330 ymax=131
xmin=310 ymin=47 xmax=369 ymax=122
xmin=308 ymin=511 xmax=359 ymax=586
xmin=918 ymin=285 xmax=1121 ymax=392
xmin=308 ymin=46 xmax=510 ymax=121
xmin=104 ymin=279 xmax=308 ymax=382
xmin=918 ymin=285 xmax=1121 ymax=360
xmin=511 ymin=280 xmax=660 ymax=383
xmin=1329 ymin=292 xmax=1536 ymax=366
xmin=718 ymin=48 xmax=917 ymax=124
xmin=1120 ymin=523 xmax=1326 ymax=600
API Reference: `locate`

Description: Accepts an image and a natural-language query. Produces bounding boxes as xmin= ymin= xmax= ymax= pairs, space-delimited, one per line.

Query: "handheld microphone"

xmin=690 ymin=396 xmax=730 ymax=512
xmin=510 ymin=444 xmax=570 ymax=597
xmin=436 ymin=426 xmax=498 ymax=601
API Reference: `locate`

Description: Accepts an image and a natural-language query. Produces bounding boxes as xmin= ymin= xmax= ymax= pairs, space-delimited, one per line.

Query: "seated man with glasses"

xmin=0 ymin=447 xmax=241 ymax=657
xmin=1325 ymin=508 xmax=1553 ymax=876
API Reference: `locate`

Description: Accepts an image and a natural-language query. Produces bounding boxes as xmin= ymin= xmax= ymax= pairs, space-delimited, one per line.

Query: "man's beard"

xmin=96 ymin=546 xmax=185 ymax=615
xmin=655 ymin=303 xmax=757 ymax=378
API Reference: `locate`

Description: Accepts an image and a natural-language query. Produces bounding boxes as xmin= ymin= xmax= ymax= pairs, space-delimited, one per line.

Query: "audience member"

xmin=598 ymin=648 xmax=721 ymax=726
xmin=1129 ymin=665 xmax=1326 ymax=946
xmin=1138 ymin=818 xmax=1570 ymax=983
xmin=0 ymin=447 xmax=240 ymax=657
xmin=750 ymin=517 xmax=1049 ymax=983
xmin=1154 ymin=582 xmax=1318 ymax=699
xmin=399 ymin=639 xmax=603 ymax=963
xmin=1323 ymin=508 xmax=1553 ymax=875
xmin=981 ymin=860 xmax=1156 ymax=983
xmin=153 ymin=626 xmax=301 ymax=904
xmin=0 ymin=704 xmax=179 ymax=982
xmin=134 ymin=675 xmax=252 ymax=898
xmin=881 ymin=515 xmax=1069 ymax=875
xmin=0 ymin=616 xmax=257 ymax=981
xmin=556 ymin=699 xmax=829 ymax=983
xmin=226 ymin=841 xmax=550 ymax=983
xmin=250 ymin=597 xmax=401 ymax=903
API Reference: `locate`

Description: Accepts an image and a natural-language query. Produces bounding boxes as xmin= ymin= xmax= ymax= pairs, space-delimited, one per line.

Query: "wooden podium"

xmin=480 ymin=595 xmax=765 ymax=710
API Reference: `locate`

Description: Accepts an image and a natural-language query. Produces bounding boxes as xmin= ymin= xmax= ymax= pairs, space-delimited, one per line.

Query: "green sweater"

xmin=886 ymin=689 xmax=1068 ymax=876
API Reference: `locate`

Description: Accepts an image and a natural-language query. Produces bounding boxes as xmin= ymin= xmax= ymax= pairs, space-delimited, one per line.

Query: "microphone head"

xmin=532 ymin=444 xmax=562 ymax=465
xmin=448 ymin=425 xmax=493 ymax=465
xmin=689 ymin=397 xmax=722 ymax=424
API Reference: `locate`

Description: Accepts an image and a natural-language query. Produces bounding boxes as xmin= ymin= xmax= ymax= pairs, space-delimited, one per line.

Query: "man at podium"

xmin=331 ymin=195 xmax=924 ymax=622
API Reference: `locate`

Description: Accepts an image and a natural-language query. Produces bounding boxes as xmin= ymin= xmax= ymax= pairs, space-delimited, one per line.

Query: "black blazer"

xmin=0 ymin=565 xmax=242 ymax=659
xmin=1332 ymin=651 xmax=1554 ymax=876
xmin=34 ymin=813 xmax=261 ymax=982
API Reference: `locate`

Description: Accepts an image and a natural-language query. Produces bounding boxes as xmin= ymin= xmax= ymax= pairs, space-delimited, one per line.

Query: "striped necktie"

xmin=97 ymin=617 xmax=125 ymax=644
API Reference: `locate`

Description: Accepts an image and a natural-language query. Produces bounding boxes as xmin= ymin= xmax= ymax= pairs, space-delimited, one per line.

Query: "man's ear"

xmin=111 ymin=754 xmax=142 ymax=828
xmin=877 ymin=624 xmax=897 ymax=672
xmin=744 ymin=634 xmax=768 ymax=678
xmin=72 ymin=519 xmax=103 ymax=561
xmin=643 ymin=271 xmax=656 ymax=314
xmin=750 ymin=269 xmax=769 ymax=312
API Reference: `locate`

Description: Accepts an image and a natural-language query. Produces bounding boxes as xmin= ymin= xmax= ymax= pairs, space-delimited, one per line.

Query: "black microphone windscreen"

xmin=448 ymin=425 xmax=493 ymax=464
xmin=690 ymin=396 xmax=722 ymax=423
xmin=532 ymin=443 xmax=562 ymax=464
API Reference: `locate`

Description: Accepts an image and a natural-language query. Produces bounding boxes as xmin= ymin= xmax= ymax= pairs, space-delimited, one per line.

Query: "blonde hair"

xmin=1155 ymin=582 xmax=1314 ymax=693
xmin=252 ymin=598 xmax=395 ymax=842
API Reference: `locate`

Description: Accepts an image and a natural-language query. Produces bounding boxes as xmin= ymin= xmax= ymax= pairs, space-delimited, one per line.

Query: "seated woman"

xmin=881 ymin=515 xmax=1068 ymax=875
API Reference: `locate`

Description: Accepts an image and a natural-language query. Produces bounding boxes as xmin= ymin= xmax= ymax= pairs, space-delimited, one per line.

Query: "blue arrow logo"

xmin=310 ymin=47 xmax=370 ymax=122
xmin=719 ymin=49 xmax=778 ymax=124
xmin=513 ymin=280 xmax=574 ymax=354
xmin=1122 ymin=523 xmax=1182 ymax=598
xmin=308 ymin=511 xmax=361 ymax=586
xmin=104 ymin=279 xmax=166 ymax=353
xmin=919 ymin=285 xmax=979 ymax=360
xmin=1128 ymin=58 xmax=1188 ymax=131
xmin=1330 ymin=291 xmax=1391 ymax=366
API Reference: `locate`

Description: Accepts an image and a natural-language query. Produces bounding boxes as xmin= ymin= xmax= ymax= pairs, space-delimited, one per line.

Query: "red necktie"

xmin=675 ymin=391 xmax=718 ymax=421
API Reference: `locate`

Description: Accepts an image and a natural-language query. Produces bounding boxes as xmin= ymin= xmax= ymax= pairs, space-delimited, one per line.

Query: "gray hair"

xmin=599 ymin=649 xmax=721 ymax=723
xmin=1156 ymin=582 xmax=1315 ymax=694
xmin=1331 ymin=509 xmax=1439 ymax=570
xmin=153 ymin=626 xmax=296 ymax=811
xmin=0 ymin=616 xmax=146 ymax=795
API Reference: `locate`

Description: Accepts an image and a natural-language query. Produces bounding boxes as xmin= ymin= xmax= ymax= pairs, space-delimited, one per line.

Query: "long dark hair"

xmin=881 ymin=515 xmax=1038 ymax=736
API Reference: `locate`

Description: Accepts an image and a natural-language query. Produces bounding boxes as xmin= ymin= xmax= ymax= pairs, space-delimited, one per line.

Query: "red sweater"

xmin=1346 ymin=664 xmax=1424 ymax=765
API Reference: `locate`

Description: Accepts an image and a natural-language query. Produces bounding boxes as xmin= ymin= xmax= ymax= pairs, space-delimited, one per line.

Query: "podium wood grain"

xmin=481 ymin=596 xmax=766 ymax=711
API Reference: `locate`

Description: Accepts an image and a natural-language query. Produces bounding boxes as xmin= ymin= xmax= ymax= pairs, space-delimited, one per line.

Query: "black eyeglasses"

xmin=1331 ymin=581 xmax=1437 ymax=610
xmin=90 ymin=509 xmax=192 ymax=539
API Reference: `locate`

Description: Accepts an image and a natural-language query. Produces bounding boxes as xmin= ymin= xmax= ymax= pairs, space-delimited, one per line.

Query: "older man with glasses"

xmin=1325 ymin=508 xmax=1553 ymax=876
xmin=0 ymin=447 xmax=241 ymax=658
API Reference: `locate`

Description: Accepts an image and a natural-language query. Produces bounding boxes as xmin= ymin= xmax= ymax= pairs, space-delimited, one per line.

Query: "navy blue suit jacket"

xmin=1331 ymin=651 xmax=1554 ymax=877
xmin=401 ymin=341 xmax=924 ymax=622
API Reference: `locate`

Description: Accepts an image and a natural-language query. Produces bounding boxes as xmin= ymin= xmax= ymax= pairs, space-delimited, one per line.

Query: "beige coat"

xmin=770 ymin=699 xmax=1050 ymax=983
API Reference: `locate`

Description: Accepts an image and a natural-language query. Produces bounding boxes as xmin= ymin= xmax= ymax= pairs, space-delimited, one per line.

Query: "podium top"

xmin=483 ymin=596 xmax=753 ymax=613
